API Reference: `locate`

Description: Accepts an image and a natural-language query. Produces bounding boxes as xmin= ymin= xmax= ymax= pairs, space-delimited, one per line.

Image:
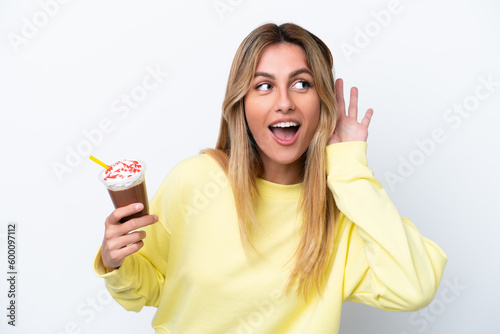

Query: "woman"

xmin=94 ymin=23 xmax=447 ymax=333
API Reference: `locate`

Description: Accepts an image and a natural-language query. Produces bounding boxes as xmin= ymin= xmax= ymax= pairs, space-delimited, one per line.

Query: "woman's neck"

xmin=259 ymin=153 xmax=305 ymax=185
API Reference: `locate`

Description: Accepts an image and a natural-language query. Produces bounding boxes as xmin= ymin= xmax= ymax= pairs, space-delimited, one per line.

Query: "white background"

xmin=1 ymin=0 xmax=499 ymax=333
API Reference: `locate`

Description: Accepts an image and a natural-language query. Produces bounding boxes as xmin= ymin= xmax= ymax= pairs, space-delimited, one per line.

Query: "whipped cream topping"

xmin=100 ymin=160 xmax=146 ymax=190
xmin=104 ymin=160 xmax=142 ymax=180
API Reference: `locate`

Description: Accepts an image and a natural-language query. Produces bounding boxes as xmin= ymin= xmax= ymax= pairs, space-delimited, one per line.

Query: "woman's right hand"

xmin=101 ymin=203 xmax=158 ymax=272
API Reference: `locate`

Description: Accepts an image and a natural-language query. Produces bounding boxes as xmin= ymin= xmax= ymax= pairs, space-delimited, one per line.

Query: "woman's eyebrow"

xmin=289 ymin=68 xmax=312 ymax=78
xmin=254 ymin=72 xmax=275 ymax=79
xmin=253 ymin=68 xmax=313 ymax=80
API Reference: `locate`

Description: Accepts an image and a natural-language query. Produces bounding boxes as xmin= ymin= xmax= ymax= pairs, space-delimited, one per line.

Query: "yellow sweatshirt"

xmin=94 ymin=141 xmax=447 ymax=334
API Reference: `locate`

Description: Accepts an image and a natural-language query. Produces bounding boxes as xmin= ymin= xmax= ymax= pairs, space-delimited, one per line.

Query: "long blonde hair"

xmin=202 ymin=23 xmax=338 ymax=298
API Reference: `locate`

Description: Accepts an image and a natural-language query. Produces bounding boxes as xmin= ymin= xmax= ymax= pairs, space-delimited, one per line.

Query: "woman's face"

xmin=244 ymin=43 xmax=321 ymax=184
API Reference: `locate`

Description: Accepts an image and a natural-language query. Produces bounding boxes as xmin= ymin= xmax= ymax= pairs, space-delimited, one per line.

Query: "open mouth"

xmin=269 ymin=121 xmax=300 ymax=141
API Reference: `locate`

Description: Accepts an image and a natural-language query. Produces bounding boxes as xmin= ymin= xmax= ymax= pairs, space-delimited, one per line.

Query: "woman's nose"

xmin=274 ymin=88 xmax=295 ymax=113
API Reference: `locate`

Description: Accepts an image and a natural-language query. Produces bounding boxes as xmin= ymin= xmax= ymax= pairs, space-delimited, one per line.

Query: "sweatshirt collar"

xmin=256 ymin=177 xmax=302 ymax=200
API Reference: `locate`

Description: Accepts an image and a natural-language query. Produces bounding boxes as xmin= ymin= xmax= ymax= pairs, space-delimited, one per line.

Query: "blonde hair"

xmin=202 ymin=23 xmax=338 ymax=298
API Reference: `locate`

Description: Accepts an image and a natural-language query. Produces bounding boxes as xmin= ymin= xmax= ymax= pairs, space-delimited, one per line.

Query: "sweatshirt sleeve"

xmin=326 ymin=141 xmax=447 ymax=311
xmin=93 ymin=163 xmax=182 ymax=312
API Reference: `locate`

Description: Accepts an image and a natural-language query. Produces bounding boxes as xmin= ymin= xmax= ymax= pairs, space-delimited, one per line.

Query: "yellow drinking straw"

xmin=89 ymin=155 xmax=110 ymax=170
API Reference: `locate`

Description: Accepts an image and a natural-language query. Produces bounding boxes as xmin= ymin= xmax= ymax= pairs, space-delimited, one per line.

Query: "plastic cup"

xmin=99 ymin=160 xmax=149 ymax=223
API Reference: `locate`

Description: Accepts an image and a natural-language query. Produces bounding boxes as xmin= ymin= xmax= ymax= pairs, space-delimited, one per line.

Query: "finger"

xmin=106 ymin=203 xmax=145 ymax=226
xmin=112 ymin=230 xmax=147 ymax=251
xmin=106 ymin=240 xmax=145 ymax=269
xmin=102 ymin=229 xmax=147 ymax=268
xmin=116 ymin=240 xmax=144 ymax=259
xmin=361 ymin=108 xmax=374 ymax=128
xmin=118 ymin=213 xmax=158 ymax=235
xmin=348 ymin=86 xmax=358 ymax=120
xmin=335 ymin=78 xmax=345 ymax=115
xmin=117 ymin=240 xmax=145 ymax=258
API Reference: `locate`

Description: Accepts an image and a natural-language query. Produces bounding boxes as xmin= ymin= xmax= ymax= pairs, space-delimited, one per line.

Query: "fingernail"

xmin=154 ymin=215 xmax=158 ymax=221
xmin=135 ymin=203 xmax=142 ymax=210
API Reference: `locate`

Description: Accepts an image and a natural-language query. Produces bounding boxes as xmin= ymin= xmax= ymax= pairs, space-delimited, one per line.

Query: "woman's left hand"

xmin=328 ymin=78 xmax=373 ymax=144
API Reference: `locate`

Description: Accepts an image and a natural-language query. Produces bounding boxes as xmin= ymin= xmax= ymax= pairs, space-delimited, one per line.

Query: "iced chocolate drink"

xmin=99 ymin=160 xmax=149 ymax=223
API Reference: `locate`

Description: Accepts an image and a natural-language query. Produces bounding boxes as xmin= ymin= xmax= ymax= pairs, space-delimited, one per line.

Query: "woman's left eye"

xmin=256 ymin=83 xmax=273 ymax=91
xmin=293 ymin=81 xmax=311 ymax=90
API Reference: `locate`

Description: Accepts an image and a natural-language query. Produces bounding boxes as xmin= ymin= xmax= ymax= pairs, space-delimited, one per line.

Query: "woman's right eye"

xmin=256 ymin=83 xmax=273 ymax=91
